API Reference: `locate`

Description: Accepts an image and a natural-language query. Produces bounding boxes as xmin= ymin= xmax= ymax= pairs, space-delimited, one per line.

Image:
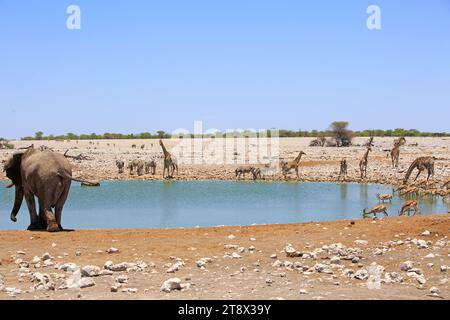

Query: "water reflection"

xmin=0 ymin=181 xmax=447 ymax=230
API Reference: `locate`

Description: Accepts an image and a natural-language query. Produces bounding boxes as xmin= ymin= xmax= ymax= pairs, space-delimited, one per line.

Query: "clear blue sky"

xmin=0 ymin=0 xmax=449 ymax=139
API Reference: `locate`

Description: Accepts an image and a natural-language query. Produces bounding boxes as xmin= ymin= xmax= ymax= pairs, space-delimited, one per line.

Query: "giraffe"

xmin=403 ymin=156 xmax=436 ymax=184
xmin=390 ymin=137 xmax=406 ymax=169
xmin=359 ymin=137 xmax=374 ymax=179
xmin=160 ymin=140 xmax=176 ymax=179
xmin=339 ymin=158 xmax=348 ymax=181
xmin=363 ymin=204 xmax=388 ymax=218
xmin=281 ymin=151 xmax=306 ymax=179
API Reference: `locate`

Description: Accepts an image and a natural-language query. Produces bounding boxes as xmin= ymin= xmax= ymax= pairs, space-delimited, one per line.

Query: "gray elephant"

xmin=4 ymin=146 xmax=85 ymax=232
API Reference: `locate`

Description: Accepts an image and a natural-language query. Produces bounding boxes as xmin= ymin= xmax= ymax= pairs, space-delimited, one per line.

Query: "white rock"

xmin=79 ymin=278 xmax=96 ymax=289
xmin=430 ymin=287 xmax=440 ymax=294
xmin=421 ymin=230 xmax=431 ymax=236
xmin=425 ymin=254 xmax=435 ymax=259
xmin=417 ymin=240 xmax=429 ymax=249
xmin=59 ymin=263 xmax=79 ymax=273
xmin=17 ymin=251 xmax=26 ymax=256
xmin=440 ymin=265 xmax=448 ymax=272
xmin=60 ymin=270 xmax=96 ymax=289
xmin=104 ymin=261 xmax=128 ymax=272
xmin=121 ymin=288 xmax=138 ymax=293
xmin=354 ymin=269 xmax=369 ymax=280
xmin=161 ymin=278 xmax=182 ymax=292
xmin=81 ymin=265 xmax=101 ymax=277
xmin=354 ymin=240 xmax=369 ymax=246
xmin=42 ymin=253 xmax=52 ymax=261
xmin=330 ymin=257 xmax=341 ymax=265
xmin=228 ymin=234 xmax=236 ymax=240
xmin=43 ymin=260 xmax=54 ymax=267
xmin=314 ymin=264 xmax=333 ymax=274
xmin=231 ymin=252 xmax=242 ymax=259
xmin=285 ymin=244 xmax=302 ymax=258
xmin=299 ymin=289 xmax=308 ymax=295
xmin=270 ymin=254 xmax=278 ymax=259
xmin=32 ymin=256 xmax=41 ymax=264
xmin=400 ymin=261 xmax=414 ymax=272
xmin=107 ymin=248 xmax=120 ymax=254
xmin=116 ymin=275 xmax=128 ymax=284
xmin=272 ymin=260 xmax=283 ymax=268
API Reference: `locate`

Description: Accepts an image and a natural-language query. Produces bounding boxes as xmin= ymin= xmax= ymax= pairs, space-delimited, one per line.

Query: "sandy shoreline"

xmin=1 ymin=214 xmax=449 ymax=300
xmin=1 ymin=137 xmax=449 ymax=187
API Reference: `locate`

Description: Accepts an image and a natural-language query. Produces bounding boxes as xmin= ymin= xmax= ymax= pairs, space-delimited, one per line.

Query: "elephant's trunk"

xmin=10 ymin=185 xmax=24 ymax=222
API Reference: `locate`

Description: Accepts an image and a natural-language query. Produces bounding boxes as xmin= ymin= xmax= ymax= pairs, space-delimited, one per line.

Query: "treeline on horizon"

xmin=17 ymin=128 xmax=450 ymax=141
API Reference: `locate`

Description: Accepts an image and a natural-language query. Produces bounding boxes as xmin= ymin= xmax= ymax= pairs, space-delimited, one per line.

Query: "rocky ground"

xmin=0 ymin=137 xmax=449 ymax=186
xmin=0 ymin=214 xmax=449 ymax=300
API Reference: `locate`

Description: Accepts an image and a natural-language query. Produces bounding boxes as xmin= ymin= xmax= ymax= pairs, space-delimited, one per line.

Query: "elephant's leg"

xmin=24 ymin=192 xmax=40 ymax=230
xmin=55 ymin=184 xmax=70 ymax=230
xmin=38 ymin=199 xmax=48 ymax=230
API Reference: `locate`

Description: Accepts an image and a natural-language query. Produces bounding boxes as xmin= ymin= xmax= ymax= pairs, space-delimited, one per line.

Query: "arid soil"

xmin=0 ymin=137 xmax=448 ymax=300
xmin=1 ymin=137 xmax=449 ymax=186
xmin=0 ymin=214 xmax=449 ymax=300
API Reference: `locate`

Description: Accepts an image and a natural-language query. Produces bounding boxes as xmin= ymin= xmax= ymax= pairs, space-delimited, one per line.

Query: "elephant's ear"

xmin=4 ymin=153 xmax=23 ymax=185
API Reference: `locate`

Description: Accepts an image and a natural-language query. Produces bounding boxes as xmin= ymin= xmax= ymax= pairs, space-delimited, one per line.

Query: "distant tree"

xmin=34 ymin=131 xmax=44 ymax=140
xmin=329 ymin=121 xmax=353 ymax=147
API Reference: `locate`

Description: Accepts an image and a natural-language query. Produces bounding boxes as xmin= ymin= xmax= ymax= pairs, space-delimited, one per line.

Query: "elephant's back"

xmin=23 ymin=151 xmax=72 ymax=180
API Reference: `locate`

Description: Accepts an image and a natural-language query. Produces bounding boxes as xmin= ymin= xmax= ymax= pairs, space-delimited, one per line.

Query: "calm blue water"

xmin=0 ymin=181 xmax=448 ymax=230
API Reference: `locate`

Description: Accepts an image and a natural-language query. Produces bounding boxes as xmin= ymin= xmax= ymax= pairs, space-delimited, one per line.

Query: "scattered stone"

xmin=111 ymin=285 xmax=120 ymax=293
xmin=440 ymin=265 xmax=448 ymax=272
xmin=421 ymin=230 xmax=431 ymax=236
xmin=330 ymin=257 xmax=341 ymax=265
xmin=32 ymin=256 xmax=41 ymax=264
xmin=30 ymin=273 xmax=54 ymax=291
xmin=354 ymin=240 xmax=368 ymax=246
xmin=104 ymin=261 xmax=128 ymax=272
xmin=314 ymin=264 xmax=333 ymax=274
xmin=42 ymin=253 xmax=52 ymax=261
xmin=121 ymin=288 xmax=138 ymax=294
xmin=17 ymin=251 xmax=26 ymax=256
xmin=299 ymin=289 xmax=308 ymax=295
xmin=266 ymin=279 xmax=274 ymax=284
xmin=59 ymin=263 xmax=79 ymax=273
xmin=81 ymin=265 xmax=101 ymax=277
xmin=285 ymin=244 xmax=302 ymax=258
xmin=161 ymin=278 xmax=182 ymax=293
xmin=107 ymin=248 xmax=120 ymax=254
xmin=417 ymin=240 xmax=429 ymax=249
xmin=60 ymin=270 xmax=96 ymax=289
xmin=270 ymin=254 xmax=278 ymax=259
xmin=400 ymin=261 xmax=414 ymax=272
xmin=116 ymin=275 xmax=128 ymax=284
xmin=166 ymin=261 xmax=185 ymax=273
xmin=430 ymin=287 xmax=440 ymax=294
xmin=425 ymin=254 xmax=436 ymax=259
xmin=228 ymin=234 xmax=236 ymax=240
xmin=354 ymin=269 xmax=369 ymax=280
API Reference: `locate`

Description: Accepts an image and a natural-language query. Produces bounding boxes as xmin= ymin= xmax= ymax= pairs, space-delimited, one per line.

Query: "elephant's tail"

xmin=57 ymin=172 xmax=100 ymax=186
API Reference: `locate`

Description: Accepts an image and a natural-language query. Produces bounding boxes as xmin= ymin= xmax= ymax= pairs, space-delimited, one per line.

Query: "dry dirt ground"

xmin=1 ymin=137 xmax=449 ymax=186
xmin=1 ymin=214 xmax=449 ymax=300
